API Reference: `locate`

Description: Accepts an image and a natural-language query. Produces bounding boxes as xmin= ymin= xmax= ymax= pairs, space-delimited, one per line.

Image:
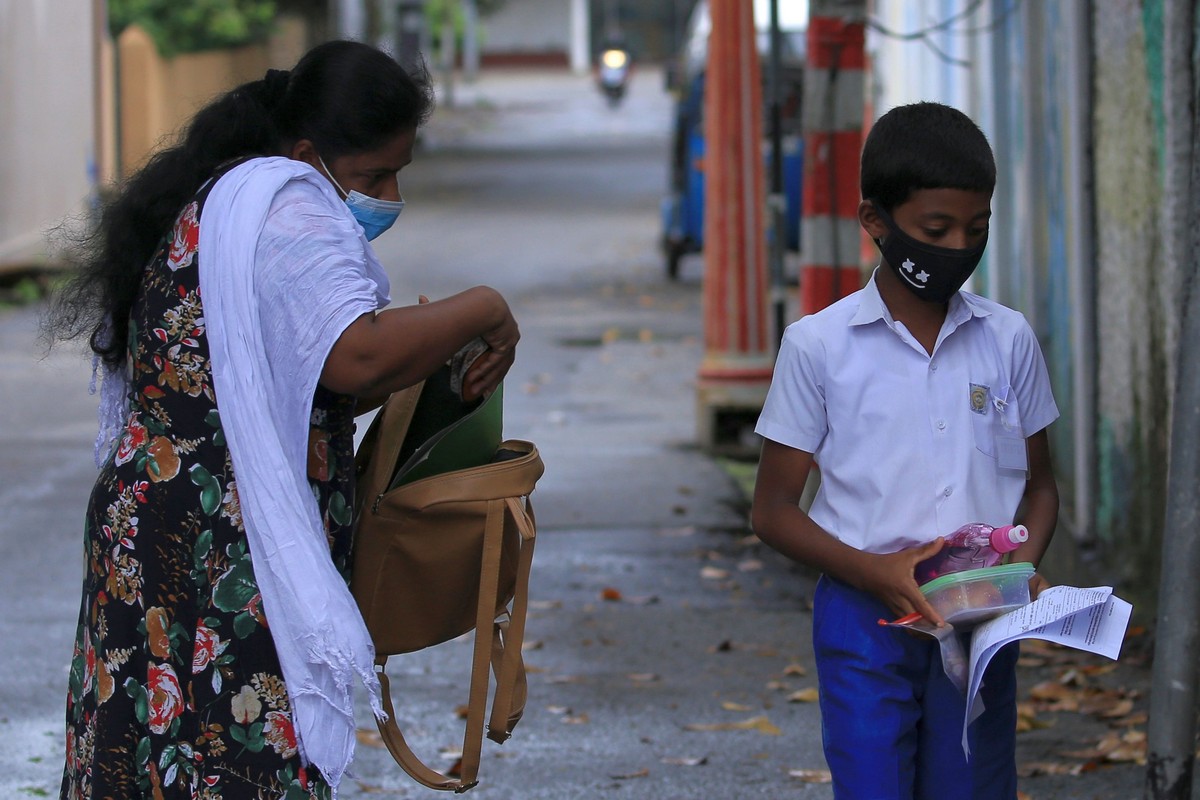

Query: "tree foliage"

xmin=109 ymin=0 xmax=277 ymax=57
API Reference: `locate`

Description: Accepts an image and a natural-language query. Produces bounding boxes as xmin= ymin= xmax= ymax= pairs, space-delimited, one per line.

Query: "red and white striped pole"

xmin=799 ymin=0 xmax=866 ymax=315
xmin=696 ymin=0 xmax=774 ymax=450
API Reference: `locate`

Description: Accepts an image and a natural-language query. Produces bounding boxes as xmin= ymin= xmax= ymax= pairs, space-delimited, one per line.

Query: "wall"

xmin=115 ymin=19 xmax=307 ymax=176
xmin=478 ymin=0 xmax=574 ymax=65
xmin=0 ymin=0 xmax=97 ymax=267
xmin=1090 ymin=0 xmax=1177 ymax=589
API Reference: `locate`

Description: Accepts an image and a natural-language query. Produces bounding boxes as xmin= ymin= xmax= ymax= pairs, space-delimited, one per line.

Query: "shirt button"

xmin=930 ymin=362 xmax=939 ymax=372
xmin=937 ymin=420 xmax=947 ymax=430
xmin=943 ymin=487 xmax=953 ymax=497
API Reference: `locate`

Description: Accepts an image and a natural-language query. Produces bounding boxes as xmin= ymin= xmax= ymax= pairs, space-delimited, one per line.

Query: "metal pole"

xmin=440 ymin=2 xmax=456 ymax=108
xmin=462 ymin=0 xmax=479 ymax=83
xmin=766 ymin=0 xmax=786 ymax=347
xmin=1146 ymin=2 xmax=1200 ymax=797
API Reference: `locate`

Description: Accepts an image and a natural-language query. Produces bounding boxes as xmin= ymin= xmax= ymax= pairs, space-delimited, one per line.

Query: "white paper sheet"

xmin=883 ymin=585 xmax=1133 ymax=757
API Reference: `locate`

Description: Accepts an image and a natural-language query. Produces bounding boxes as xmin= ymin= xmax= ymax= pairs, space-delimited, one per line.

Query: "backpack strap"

xmin=487 ymin=496 xmax=537 ymax=741
xmin=374 ymin=663 xmax=475 ymax=792
xmin=371 ymin=494 xmax=534 ymax=792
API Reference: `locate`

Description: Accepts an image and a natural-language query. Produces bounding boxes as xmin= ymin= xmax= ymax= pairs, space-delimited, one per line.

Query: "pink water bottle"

xmin=914 ymin=522 xmax=1029 ymax=585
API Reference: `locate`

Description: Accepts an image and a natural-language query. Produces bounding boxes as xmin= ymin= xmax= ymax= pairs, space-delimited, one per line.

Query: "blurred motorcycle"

xmin=596 ymin=42 xmax=631 ymax=107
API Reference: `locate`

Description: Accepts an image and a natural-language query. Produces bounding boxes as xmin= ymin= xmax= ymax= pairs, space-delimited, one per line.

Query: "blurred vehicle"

xmin=661 ymin=0 xmax=807 ymax=279
xmin=595 ymin=35 xmax=633 ymax=108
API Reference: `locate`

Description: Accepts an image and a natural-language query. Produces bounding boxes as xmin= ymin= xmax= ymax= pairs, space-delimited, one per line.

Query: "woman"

xmin=45 ymin=41 xmax=518 ymax=799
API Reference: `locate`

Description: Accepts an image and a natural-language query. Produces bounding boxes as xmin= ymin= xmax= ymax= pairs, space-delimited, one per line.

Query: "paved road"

xmin=0 ymin=65 xmax=1170 ymax=800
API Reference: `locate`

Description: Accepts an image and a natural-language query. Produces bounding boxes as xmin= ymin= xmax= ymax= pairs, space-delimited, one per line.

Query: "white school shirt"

xmin=755 ymin=272 xmax=1059 ymax=554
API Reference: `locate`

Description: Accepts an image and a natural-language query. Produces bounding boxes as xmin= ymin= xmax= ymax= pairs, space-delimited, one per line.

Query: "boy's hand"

xmin=855 ymin=540 xmax=948 ymax=627
xmin=1028 ymin=570 xmax=1051 ymax=600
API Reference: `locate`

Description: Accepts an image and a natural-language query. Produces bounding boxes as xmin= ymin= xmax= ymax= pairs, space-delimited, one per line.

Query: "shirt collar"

xmin=849 ymin=268 xmax=992 ymax=333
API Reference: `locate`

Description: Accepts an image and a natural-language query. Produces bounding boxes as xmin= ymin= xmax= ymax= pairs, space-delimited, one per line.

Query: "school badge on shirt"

xmin=969 ymin=383 xmax=990 ymax=415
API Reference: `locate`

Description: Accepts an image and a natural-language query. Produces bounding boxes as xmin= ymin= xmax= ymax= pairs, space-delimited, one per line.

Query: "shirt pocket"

xmin=970 ymin=382 xmax=1024 ymax=458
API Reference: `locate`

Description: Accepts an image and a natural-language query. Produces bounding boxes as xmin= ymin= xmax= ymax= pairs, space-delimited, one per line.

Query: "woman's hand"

xmin=461 ymin=308 xmax=519 ymax=401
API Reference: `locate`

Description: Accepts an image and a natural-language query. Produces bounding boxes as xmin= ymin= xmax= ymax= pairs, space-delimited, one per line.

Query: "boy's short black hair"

xmin=860 ymin=102 xmax=996 ymax=212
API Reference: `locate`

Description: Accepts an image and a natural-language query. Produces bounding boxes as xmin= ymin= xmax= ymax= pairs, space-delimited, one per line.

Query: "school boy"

xmin=751 ymin=102 xmax=1060 ymax=799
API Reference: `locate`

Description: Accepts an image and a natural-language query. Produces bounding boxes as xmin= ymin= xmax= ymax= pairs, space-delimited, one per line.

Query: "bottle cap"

xmin=992 ymin=524 xmax=1029 ymax=551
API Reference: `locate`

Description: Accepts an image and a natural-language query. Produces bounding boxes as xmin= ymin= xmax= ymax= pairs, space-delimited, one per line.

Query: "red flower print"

xmin=167 ymin=202 xmax=200 ymax=271
xmin=308 ymin=429 xmax=331 ymax=481
xmin=81 ymin=632 xmax=96 ymax=697
xmin=115 ymin=417 xmax=149 ymax=466
xmin=263 ymin=710 xmax=298 ymax=758
xmin=145 ymin=663 xmax=184 ymax=734
xmin=192 ymin=623 xmax=228 ymax=674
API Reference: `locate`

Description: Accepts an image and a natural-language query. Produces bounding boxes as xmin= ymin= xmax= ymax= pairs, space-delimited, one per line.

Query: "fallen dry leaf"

xmin=661 ymin=756 xmax=708 ymax=766
xmin=600 ymin=587 xmax=623 ymax=602
xmin=783 ymin=663 xmax=808 ymax=676
xmin=1015 ymin=702 xmax=1053 ymax=732
xmin=1104 ymin=730 xmax=1147 ymax=764
xmin=529 ymin=599 xmax=561 ymax=611
xmin=521 ymin=639 xmax=544 ymax=652
xmin=789 ymin=769 xmax=833 ymax=783
xmin=353 ymin=782 xmax=391 ymax=794
xmin=1096 ymin=698 xmax=1136 ymax=719
xmin=355 ymin=729 xmax=384 ymax=747
xmin=546 ymin=674 xmax=583 ymax=684
xmin=684 ymin=715 xmax=781 ymax=735
xmin=546 ymin=705 xmax=571 ymax=715
xmin=787 ymin=688 xmax=819 ymax=704
xmin=1112 ymin=711 xmax=1148 ymax=726
xmin=628 ymin=673 xmax=659 ymax=683
xmin=700 ymin=566 xmax=731 ymax=580
xmin=737 ymin=559 xmax=764 ymax=572
xmin=609 ymin=768 xmax=650 ymax=780
xmin=1027 ymin=680 xmax=1080 ymax=712
xmin=1018 ymin=760 xmax=1087 ymax=777
xmin=722 ymin=701 xmax=753 ymax=711
xmin=1079 ymin=662 xmax=1120 ymax=677
xmin=562 ymin=713 xmax=590 ymax=725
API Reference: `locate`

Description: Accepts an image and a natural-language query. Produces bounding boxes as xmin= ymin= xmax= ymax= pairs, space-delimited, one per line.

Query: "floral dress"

xmin=62 ymin=180 xmax=357 ymax=800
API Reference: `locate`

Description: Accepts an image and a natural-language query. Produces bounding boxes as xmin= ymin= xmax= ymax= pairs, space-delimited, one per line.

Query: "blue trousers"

xmin=813 ymin=576 xmax=1018 ymax=800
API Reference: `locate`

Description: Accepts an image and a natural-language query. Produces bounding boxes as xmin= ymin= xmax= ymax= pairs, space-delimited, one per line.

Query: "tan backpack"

xmin=351 ymin=374 xmax=544 ymax=792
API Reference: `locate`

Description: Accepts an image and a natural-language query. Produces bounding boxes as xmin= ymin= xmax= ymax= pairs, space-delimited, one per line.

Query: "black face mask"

xmin=872 ymin=202 xmax=987 ymax=304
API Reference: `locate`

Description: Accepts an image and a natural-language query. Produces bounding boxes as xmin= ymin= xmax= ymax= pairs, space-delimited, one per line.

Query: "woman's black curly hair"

xmin=44 ymin=40 xmax=434 ymax=366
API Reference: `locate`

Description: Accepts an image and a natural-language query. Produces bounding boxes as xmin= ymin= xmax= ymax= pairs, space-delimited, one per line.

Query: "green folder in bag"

xmin=387 ymin=365 xmax=503 ymax=490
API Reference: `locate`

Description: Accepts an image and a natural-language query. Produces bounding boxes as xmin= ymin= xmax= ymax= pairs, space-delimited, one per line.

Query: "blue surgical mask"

xmin=318 ymin=155 xmax=405 ymax=241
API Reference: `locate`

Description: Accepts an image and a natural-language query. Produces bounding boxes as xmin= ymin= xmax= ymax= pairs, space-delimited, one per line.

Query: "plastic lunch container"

xmin=919 ymin=562 xmax=1036 ymax=627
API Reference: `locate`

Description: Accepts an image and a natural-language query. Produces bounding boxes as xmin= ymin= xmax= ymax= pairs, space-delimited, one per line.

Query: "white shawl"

xmin=197 ymin=157 xmax=389 ymax=791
